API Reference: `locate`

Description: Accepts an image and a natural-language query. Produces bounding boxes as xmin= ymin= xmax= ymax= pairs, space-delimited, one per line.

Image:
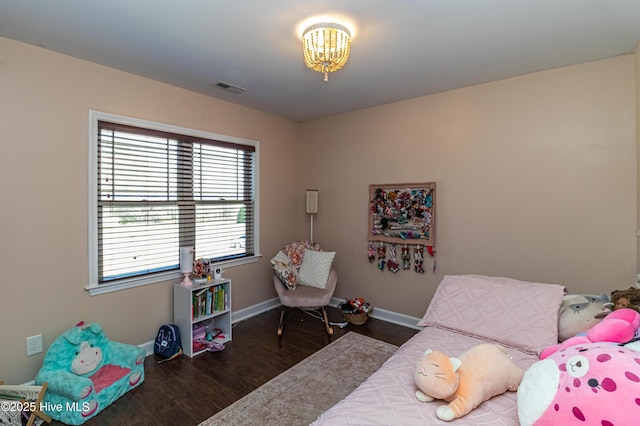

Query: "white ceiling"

xmin=2 ymin=0 xmax=640 ymax=122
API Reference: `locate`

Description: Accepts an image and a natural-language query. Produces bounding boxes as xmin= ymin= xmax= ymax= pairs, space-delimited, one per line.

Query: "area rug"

xmin=199 ymin=332 xmax=398 ymax=426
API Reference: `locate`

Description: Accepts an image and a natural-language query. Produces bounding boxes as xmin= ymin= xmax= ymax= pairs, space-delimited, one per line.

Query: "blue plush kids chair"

xmin=35 ymin=322 xmax=145 ymax=425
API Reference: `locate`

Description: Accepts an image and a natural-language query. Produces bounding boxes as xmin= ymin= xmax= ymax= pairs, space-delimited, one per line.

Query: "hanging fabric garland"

xmin=387 ymin=244 xmax=400 ymax=273
xmin=414 ymin=245 xmax=425 ymax=273
xmin=401 ymin=245 xmax=411 ymax=270
xmin=367 ymin=242 xmax=376 ymax=263
xmin=377 ymin=243 xmax=387 ymax=271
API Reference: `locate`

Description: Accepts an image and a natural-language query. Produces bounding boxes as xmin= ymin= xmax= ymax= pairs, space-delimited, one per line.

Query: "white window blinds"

xmin=96 ymin=120 xmax=255 ymax=284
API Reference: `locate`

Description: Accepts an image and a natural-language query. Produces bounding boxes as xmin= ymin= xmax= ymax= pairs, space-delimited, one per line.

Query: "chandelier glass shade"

xmin=302 ymin=22 xmax=351 ymax=82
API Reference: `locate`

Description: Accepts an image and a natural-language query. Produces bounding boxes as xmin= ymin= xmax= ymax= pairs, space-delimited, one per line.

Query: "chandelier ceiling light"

xmin=301 ymin=22 xmax=351 ymax=82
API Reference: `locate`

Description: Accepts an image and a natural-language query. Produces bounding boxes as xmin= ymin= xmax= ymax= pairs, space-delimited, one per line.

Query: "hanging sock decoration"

xmin=387 ymin=244 xmax=400 ymax=273
xmin=414 ymin=245 xmax=425 ymax=274
xmin=401 ymin=245 xmax=411 ymax=270
xmin=377 ymin=243 xmax=387 ymax=271
xmin=368 ymin=242 xmax=376 ymax=263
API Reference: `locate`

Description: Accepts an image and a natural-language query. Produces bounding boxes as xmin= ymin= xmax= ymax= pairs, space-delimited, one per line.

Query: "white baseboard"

xmin=141 ymin=340 xmax=155 ymax=357
xmin=329 ymin=297 xmax=423 ymax=330
xmin=141 ymin=297 xmax=421 ymax=359
xmin=232 ymin=297 xmax=281 ymax=324
xmin=141 ymin=298 xmax=282 ymax=357
xmin=24 ymin=301 xmax=419 ymax=386
xmin=230 ymin=296 xmax=423 ymax=330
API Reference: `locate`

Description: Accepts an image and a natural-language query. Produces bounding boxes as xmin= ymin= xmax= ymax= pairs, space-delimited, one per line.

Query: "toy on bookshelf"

xmin=192 ymin=325 xmax=226 ymax=353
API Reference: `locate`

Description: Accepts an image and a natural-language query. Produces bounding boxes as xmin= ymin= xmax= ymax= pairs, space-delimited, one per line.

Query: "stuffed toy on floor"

xmin=518 ymin=342 xmax=640 ymax=426
xmin=414 ymin=344 xmax=524 ymax=421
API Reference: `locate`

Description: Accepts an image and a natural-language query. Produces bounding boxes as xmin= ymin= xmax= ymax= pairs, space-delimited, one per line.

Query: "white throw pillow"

xmin=299 ymin=249 xmax=335 ymax=289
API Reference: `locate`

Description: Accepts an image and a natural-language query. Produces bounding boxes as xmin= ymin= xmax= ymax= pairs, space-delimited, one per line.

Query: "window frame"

xmin=87 ymin=110 xmax=260 ymax=295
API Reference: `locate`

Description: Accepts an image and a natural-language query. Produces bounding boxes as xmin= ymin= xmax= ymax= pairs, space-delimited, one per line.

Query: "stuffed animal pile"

xmin=540 ymin=307 xmax=640 ymax=359
xmin=414 ymin=344 xmax=524 ymax=421
xmin=412 ymin=288 xmax=640 ymax=425
xmin=518 ymin=304 xmax=640 ymax=426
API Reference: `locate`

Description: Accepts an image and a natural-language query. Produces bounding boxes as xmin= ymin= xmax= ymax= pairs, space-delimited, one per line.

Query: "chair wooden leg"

xmin=321 ymin=306 xmax=333 ymax=335
xmin=0 ymin=381 xmax=52 ymax=426
xmin=277 ymin=306 xmax=286 ymax=336
xmin=27 ymin=382 xmax=52 ymax=426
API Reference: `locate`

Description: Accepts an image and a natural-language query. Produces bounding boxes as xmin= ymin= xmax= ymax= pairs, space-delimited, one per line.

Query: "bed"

xmin=312 ymin=274 xmax=566 ymax=425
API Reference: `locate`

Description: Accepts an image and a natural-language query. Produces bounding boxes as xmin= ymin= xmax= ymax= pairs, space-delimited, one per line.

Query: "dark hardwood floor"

xmin=50 ymin=306 xmax=418 ymax=426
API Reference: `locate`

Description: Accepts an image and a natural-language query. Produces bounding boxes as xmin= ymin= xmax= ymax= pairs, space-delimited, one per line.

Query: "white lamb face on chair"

xmin=71 ymin=341 xmax=103 ymax=375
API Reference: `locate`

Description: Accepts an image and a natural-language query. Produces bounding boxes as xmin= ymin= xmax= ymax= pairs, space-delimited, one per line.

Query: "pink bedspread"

xmin=313 ymin=274 xmax=566 ymax=425
xmin=313 ymin=327 xmax=538 ymax=425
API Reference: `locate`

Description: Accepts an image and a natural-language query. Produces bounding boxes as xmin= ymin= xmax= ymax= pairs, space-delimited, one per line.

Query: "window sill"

xmin=86 ymin=254 xmax=261 ymax=296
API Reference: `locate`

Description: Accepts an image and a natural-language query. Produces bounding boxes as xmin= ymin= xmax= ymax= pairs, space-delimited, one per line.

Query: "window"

xmin=88 ymin=111 xmax=259 ymax=294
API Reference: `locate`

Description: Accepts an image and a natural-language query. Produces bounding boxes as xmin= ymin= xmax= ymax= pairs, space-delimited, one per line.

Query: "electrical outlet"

xmin=26 ymin=334 xmax=43 ymax=356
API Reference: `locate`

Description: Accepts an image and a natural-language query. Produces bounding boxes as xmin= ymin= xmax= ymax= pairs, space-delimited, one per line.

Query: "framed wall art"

xmin=368 ymin=182 xmax=435 ymax=246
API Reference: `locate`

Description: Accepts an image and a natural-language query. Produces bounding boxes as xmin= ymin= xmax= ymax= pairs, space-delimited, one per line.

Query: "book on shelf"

xmin=192 ymin=284 xmax=227 ymax=320
xmin=206 ymin=289 xmax=212 ymax=314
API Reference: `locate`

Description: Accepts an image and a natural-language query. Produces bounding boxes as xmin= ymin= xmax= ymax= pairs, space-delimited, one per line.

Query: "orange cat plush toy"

xmin=414 ymin=344 xmax=524 ymax=421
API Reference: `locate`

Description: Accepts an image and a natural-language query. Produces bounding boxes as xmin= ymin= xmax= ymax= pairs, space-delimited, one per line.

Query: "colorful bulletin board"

xmin=368 ymin=182 xmax=435 ymax=245
xmin=368 ymin=182 xmax=436 ymax=273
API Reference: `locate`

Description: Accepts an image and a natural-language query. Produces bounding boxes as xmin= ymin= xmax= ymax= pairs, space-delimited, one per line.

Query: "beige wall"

xmin=1 ymin=35 xmax=637 ymax=384
xmin=300 ymin=55 xmax=637 ymax=318
xmin=0 ymin=37 xmax=303 ymax=384
xmin=636 ymin=43 xmax=640 ymax=273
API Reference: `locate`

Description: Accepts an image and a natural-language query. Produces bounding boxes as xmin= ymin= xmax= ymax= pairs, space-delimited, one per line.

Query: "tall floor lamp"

xmin=306 ymin=189 xmax=318 ymax=241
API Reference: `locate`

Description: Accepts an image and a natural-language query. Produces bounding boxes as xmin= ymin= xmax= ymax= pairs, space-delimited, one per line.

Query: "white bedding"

xmin=312 ymin=274 xmax=566 ymax=426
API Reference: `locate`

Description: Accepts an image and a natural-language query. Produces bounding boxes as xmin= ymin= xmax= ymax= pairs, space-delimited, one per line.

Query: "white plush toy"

xmin=557 ymin=293 xmax=609 ymax=342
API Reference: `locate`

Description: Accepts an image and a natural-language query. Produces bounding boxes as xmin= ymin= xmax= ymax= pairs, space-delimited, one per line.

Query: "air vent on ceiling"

xmin=213 ymin=81 xmax=246 ymax=94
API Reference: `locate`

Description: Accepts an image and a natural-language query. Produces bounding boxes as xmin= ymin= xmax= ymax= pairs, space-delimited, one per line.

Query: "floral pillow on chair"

xmin=282 ymin=241 xmax=322 ymax=267
xmin=271 ymin=251 xmax=299 ymax=290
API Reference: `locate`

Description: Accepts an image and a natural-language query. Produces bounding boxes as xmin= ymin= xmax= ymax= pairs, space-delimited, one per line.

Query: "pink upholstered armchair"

xmin=270 ymin=241 xmax=337 ymax=336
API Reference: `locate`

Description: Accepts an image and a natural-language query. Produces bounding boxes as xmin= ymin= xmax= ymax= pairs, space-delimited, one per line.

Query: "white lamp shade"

xmin=179 ymin=246 xmax=194 ymax=273
xmin=306 ymin=190 xmax=319 ymax=214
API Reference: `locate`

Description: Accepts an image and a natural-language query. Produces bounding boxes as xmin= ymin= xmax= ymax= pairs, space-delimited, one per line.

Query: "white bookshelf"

xmin=173 ymin=279 xmax=232 ymax=357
